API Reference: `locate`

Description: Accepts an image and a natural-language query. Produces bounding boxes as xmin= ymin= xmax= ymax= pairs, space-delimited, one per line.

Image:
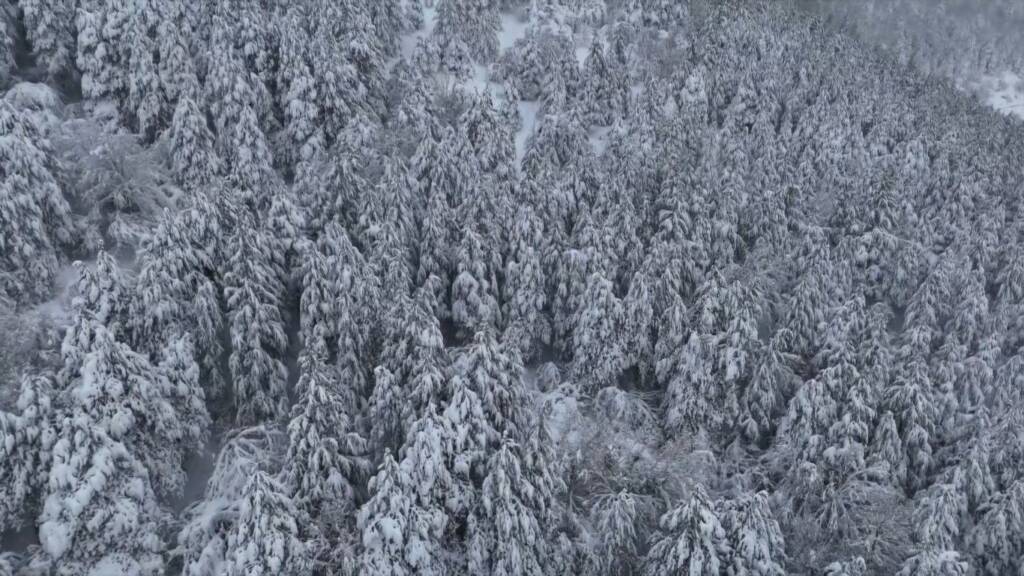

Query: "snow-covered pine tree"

xmin=283 ymin=344 xmax=367 ymax=541
xmin=570 ymin=273 xmax=626 ymax=391
xmin=643 ymin=485 xmax=731 ymax=576
xmin=453 ymin=330 xmax=532 ymax=442
xmin=37 ymin=424 xmax=166 ymax=575
xmin=895 ymin=550 xmax=968 ymax=576
xmin=169 ymin=94 xmax=222 ymax=191
xmin=580 ymin=37 xmax=628 ymax=126
xmin=177 ymin=426 xmax=285 ymax=576
xmin=0 ymin=99 xmax=73 ymax=303
xmin=358 ymin=448 xmax=445 ymax=576
xmin=467 ymin=438 xmax=553 ymax=576
xmin=721 ymin=491 xmax=786 ymax=576
xmin=223 ymin=471 xmax=307 ymax=575
xmin=433 ymin=0 xmax=499 ymax=67
xmin=451 ymin=227 xmax=503 ymax=336
xmin=75 ymin=0 xmax=131 ymax=107
xmin=19 ymin=0 xmax=75 ymax=78
xmin=0 ymin=375 xmax=54 ymax=533
xmin=502 ymin=205 xmax=549 ymax=358
xmin=968 ymin=480 xmax=1024 ymax=576
xmin=224 ymin=219 xmax=289 ymax=425
xmin=590 ymin=491 xmax=649 ymax=576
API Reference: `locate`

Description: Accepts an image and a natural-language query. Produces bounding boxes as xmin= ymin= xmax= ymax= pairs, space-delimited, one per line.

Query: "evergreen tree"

xmin=283 ymin=345 xmax=367 ymax=551
xmin=19 ymin=0 xmax=75 ymax=77
xmin=591 ymin=491 xmax=648 ymax=576
xmin=467 ymin=439 xmax=553 ymax=576
xmin=721 ymin=492 xmax=787 ymax=576
xmin=453 ymin=331 xmax=532 ymax=442
xmin=644 ymin=485 xmax=731 ymax=576
xmin=0 ymin=99 xmax=73 ymax=303
xmin=223 ymin=471 xmax=307 ymax=575
xmin=224 ymin=220 xmax=289 ymax=425
xmin=169 ymin=95 xmax=222 ymax=190
xmin=0 ymin=375 xmax=54 ymax=533
xmin=570 ymin=273 xmax=626 ymax=391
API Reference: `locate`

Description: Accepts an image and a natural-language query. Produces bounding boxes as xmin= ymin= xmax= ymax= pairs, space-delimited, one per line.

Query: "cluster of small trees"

xmin=3 ymin=0 xmax=1024 ymax=574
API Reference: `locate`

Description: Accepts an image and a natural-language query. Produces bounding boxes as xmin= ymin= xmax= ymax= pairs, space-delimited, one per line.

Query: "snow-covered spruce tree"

xmin=887 ymin=357 xmax=939 ymax=493
xmin=502 ymin=204 xmax=549 ymax=358
xmin=467 ymin=438 xmax=555 ymax=576
xmin=223 ymin=471 xmax=308 ymax=576
xmin=60 ymin=252 xmax=131 ymax=376
xmin=155 ymin=0 xmax=199 ymax=105
xmin=283 ymin=343 xmax=368 ymax=557
xmin=460 ymin=92 xmax=516 ymax=179
xmin=373 ymin=293 xmax=450 ymax=429
xmin=176 ymin=426 xmax=284 ymax=576
xmin=968 ymin=480 xmax=1024 ymax=576
xmin=662 ymin=331 xmax=716 ymax=437
xmin=357 ymin=452 xmax=412 ymax=575
xmin=432 ymin=0 xmax=500 ymax=72
xmin=590 ymin=491 xmax=650 ymax=576
xmin=721 ymin=491 xmax=787 ymax=576
xmin=895 ymin=550 xmax=968 ymax=576
xmin=570 ymin=273 xmax=626 ymax=392
xmin=19 ymin=0 xmax=76 ymax=78
xmin=643 ymin=485 xmax=731 ymax=576
xmin=580 ymin=37 xmax=628 ymax=126
xmin=35 ymin=315 xmax=197 ymax=574
xmin=75 ymin=0 xmax=131 ymax=107
xmin=276 ymin=22 xmax=324 ymax=176
xmin=0 ymin=12 xmax=11 ymax=85
xmin=357 ymin=444 xmax=449 ymax=576
xmin=0 ymin=375 xmax=54 ymax=534
xmin=0 ymin=99 xmax=73 ymax=303
xmin=37 ymin=422 xmax=166 ymax=575
xmin=740 ymin=331 xmax=795 ymax=445
xmin=397 ymin=407 xmax=458 ymax=574
xmin=169 ymin=94 xmax=222 ymax=191
xmin=224 ymin=218 xmax=289 ymax=425
xmin=442 ymin=367 xmax=493 ymax=518
xmin=368 ymin=365 xmax=406 ymax=455
xmin=62 ymin=320 xmax=206 ymax=500
xmin=451 ymin=227 xmax=503 ymax=337
xmin=453 ymin=330 xmax=532 ymax=442
xmin=125 ymin=8 xmax=170 ymax=140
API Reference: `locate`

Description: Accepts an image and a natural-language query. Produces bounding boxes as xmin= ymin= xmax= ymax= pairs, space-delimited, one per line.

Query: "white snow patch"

xmin=498 ymin=13 xmax=530 ymax=55
xmin=982 ymin=71 xmax=1024 ymax=120
xmin=31 ymin=263 xmax=82 ymax=326
xmin=589 ymin=125 xmax=612 ymax=156
xmin=960 ymin=71 xmax=1024 ymax=120
xmin=393 ymin=4 xmax=439 ymax=72
xmin=515 ymin=100 xmax=542 ymax=168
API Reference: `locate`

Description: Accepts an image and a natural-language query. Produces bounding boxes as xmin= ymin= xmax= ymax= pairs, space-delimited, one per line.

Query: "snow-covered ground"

xmin=979 ymin=71 xmax=1024 ymax=120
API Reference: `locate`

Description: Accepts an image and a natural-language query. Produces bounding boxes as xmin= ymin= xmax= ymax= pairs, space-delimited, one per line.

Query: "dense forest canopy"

xmin=2 ymin=0 xmax=1024 ymax=575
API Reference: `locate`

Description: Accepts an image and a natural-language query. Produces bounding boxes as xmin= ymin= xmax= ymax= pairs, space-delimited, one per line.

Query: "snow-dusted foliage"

xmin=0 ymin=98 xmax=73 ymax=303
xmin=4 ymin=0 xmax=1024 ymax=573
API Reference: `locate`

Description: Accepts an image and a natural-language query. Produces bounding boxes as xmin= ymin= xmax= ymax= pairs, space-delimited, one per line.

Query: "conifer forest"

xmin=3 ymin=0 xmax=1024 ymax=574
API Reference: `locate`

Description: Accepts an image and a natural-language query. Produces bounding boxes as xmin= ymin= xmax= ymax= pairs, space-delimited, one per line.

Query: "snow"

xmin=981 ymin=71 xmax=1024 ymax=120
xmin=589 ymin=125 xmax=612 ymax=156
xmin=391 ymin=4 xmax=438 ymax=73
xmin=31 ymin=262 xmax=82 ymax=326
xmin=498 ymin=13 xmax=530 ymax=55
xmin=514 ymin=100 xmax=541 ymax=167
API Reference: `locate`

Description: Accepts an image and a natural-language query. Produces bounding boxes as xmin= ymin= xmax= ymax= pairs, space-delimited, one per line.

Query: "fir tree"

xmin=0 ymin=99 xmax=73 ymax=303
xmin=224 ymin=220 xmax=289 ymax=425
xmin=467 ymin=439 xmax=553 ymax=576
xmin=223 ymin=471 xmax=308 ymax=575
xmin=644 ymin=485 xmax=731 ymax=576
